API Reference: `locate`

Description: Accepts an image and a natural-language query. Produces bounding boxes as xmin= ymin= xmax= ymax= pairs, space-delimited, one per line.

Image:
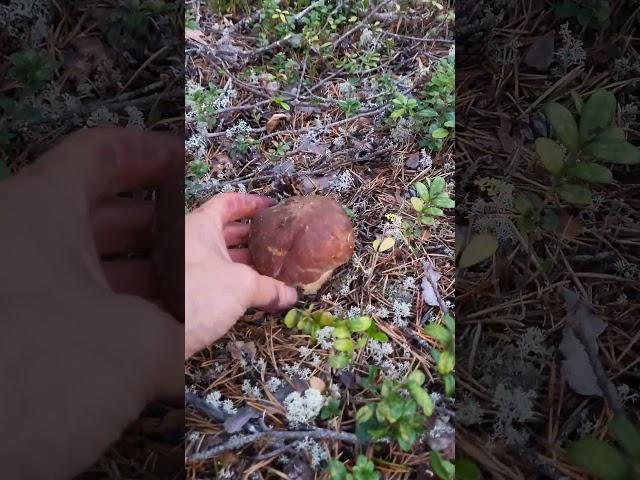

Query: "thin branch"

xmin=186 ymin=428 xmax=360 ymax=462
xmin=332 ymin=1 xmax=392 ymax=51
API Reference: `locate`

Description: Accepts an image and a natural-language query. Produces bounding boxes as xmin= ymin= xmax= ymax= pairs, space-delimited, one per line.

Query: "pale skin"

xmin=0 ymin=127 xmax=296 ymax=479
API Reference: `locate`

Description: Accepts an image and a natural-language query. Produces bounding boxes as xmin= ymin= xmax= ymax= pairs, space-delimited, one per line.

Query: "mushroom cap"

xmin=249 ymin=195 xmax=355 ymax=294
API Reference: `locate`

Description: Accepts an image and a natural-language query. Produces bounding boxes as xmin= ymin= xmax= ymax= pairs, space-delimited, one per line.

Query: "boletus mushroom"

xmin=249 ymin=195 xmax=355 ymax=294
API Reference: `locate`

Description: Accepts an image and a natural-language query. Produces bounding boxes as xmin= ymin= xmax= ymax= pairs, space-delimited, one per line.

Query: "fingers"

xmin=228 ymin=248 xmax=251 ymax=265
xmin=39 ymin=127 xmax=183 ymax=205
xmin=92 ymin=197 xmax=154 ymax=255
xmin=197 ymin=192 xmax=275 ymax=225
xmin=102 ymin=260 xmax=157 ymax=298
xmin=223 ymin=223 xmax=251 ymax=247
xmin=246 ymin=270 xmax=298 ymax=312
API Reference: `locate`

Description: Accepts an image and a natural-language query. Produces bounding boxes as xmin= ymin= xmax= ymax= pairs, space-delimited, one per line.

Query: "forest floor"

xmin=184 ymin=1 xmax=456 ymax=479
xmin=456 ymin=0 xmax=640 ymax=478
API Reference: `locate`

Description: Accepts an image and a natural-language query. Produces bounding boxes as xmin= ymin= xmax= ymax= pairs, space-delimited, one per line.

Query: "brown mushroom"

xmin=249 ymin=195 xmax=355 ymax=294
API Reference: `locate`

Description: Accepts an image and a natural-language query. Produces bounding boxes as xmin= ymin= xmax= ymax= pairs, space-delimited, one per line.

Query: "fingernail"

xmin=284 ymin=287 xmax=298 ymax=306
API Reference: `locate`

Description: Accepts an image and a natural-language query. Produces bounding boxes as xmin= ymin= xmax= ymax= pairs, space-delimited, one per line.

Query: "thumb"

xmin=247 ymin=271 xmax=298 ymax=312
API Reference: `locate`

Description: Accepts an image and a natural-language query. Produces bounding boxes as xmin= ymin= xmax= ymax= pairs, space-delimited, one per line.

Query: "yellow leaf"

xmin=265 ymin=113 xmax=289 ymax=133
xmin=458 ymin=234 xmax=498 ymax=268
xmin=309 ymin=376 xmax=326 ymax=393
xmin=373 ymin=236 xmax=395 ymax=252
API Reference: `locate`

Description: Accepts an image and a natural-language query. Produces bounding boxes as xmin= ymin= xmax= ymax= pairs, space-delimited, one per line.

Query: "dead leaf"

xmin=458 ymin=234 xmax=498 ymax=268
xmin=227 ymin=341 xmax=256 ymax=361
xmin=223 ymin=406 xmax=261 ymax=433
xmin=498 ymin=116 xmax=515 ymax=153
xmin=185 ymin=28 xmax=208 ymax=46
xmin=557 ymin=213 xmax=583 ymax=240
xmin=211 ymin=153 xmax=231 ymax=174
xmin=339 ymin=371 xmax=357 ymax=389
xmin=265 ymin=113 xmax=289 ymax=133
xmin=406 ymin=151 xmax=420 ymax=169
xmin=559 ymin=289 xmax=606 ymax=397
xmin=426 ymin=417 xmax=455 ymax=452
xmin=421 ymin=259 xmax=445 ymax=311
xmin=299 ymin=174 xmax=335 ymax=194
xmin=298 ymin=136 xmax=329 ymax=155
xmin=309 ymin=376 xmax=326 ymax=393
xmin=373 ymin=236 xmax=395 ymax=252
xmin=284 ymin=459 xmax=314 ymax=480
xmin=524 ymin=31 xmax=555 ymax=71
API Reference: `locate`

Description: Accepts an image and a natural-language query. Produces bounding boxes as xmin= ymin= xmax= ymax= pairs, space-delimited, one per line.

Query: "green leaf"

xmin=328 ymin=459 xmax=349 ymax=480
xmin=565 ymin=162 xmax=612 ymax=183
xmin=397 ymin=421 xmax=418 ymax=449
xmin=424 ymin=207 xmax=445 ymax=216
xmin=609 ymin=414 xmax=640 ymax=460
xmin=437 ymin=350 xmax=455 ymax=375
xmin=597 ymin=126 xmax=625 ymax=140
xmin=356 ymin=404 xmax=375 ymax=424
xmin=329 ymin=354 xmax=350 ymax=369
xmin=580 ymin=89 xmax=617 ymax=142
xmin=283 ymin=309 xmax=303 ymax=328
xmin=558 ymin=183 xmax=592 ymax=205
xmin=321 ymin=398 xmax=341 ymax=420
xmin=334 ymin=338 xmax=354 ymax=352
xmin=535 ymin=137 xmax=565 ymax=175
xmin=406 ymin=370 xmax=426 ymax=386
xmin=390 ymin=109 xmax=405 ymax=120
xmin=571 ymin=90 xmax=583 ymax=115
xmin=432 ymin=128 xmax=450 ymax=139
xmin=454 ymin=458 xmax=481 ymax=480
xmin=458 ymin=234 xmax=498 ymax=268
xmin=544 ymin=102 xmax=579 ymax=152
xmin=421 ymin=215 xmax=436 ymax=226
xmin=430 ymin=176 xmax=446 ymax=196
xmin=583 ymin=138 xmax=640 ymax=164
xmin=411 ymin=197 xmax=425 ymax=212
xmin=414 ymin=181 xmax=429 ymax=199
xmin=370 ymin=330 xmax=388 ymax=342
xmin=433 ymin=196 xmax=455 ymax=209
xmin=347 ymin=315 xmax=373 ymax=332
xmin=332 ymin=325 xmax=352 ymax=339
xmin=443 ymin=374 xmax=455 ymax=397
xmin=388 ymin=396 xmax=406 ymax=422
xmin=0 ymin=160 xmax=10 ymax=181
xmin=431 ymin=451 xmax=455 ymax=480
xmin=442 ymin=313 xmax=455 ymax=332
xmin=375 ymin=401 xmax=392 ymax=423
xmin=352 ymin=455 xmax=380 ymax=480
xmin=424 ymin=324 xmax=453 ymax=347
xmin=567 ymin=438 xmax=629 ymax=480
xmin=407 ymin=383 xmax=434 ymax=416
xmin=355 ymin=337 xmax=368 ymax=349
xmin=554 ymin=2 xmax=580 ymax=17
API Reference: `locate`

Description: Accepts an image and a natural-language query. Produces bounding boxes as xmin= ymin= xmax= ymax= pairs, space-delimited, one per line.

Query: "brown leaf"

xmin=265 ymin=113 xmax=289 ymax=133
xmin=557 ymin=213 xmax=583 ymax=240
xmin=524 ymin=31 xmax=555 ymax=71
xmin=186 ymin=28 xmax=208 ymax=45
xmin=498 ymin=116 xmax=515 ymax=153
xmin=298 ymin=174 xmax=336 ymax=194
xmin=284 ymin=459 xmax=314 ymax=480
xmin=405 ymin=151 xmax=420 ymax=169
xmin=560 ymin=289 xmax=608 ymax=397
xmin=227 ymin=341 xmax=256 ymax=361
xmin=309 ymin=376 xmax=326 ymax=393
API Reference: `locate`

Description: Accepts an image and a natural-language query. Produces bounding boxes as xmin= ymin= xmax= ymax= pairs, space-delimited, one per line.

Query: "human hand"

xmin=185 ymin=192 xmax=298 ymax=358
xmin=0 ymin=127 xmax=183 ymax=479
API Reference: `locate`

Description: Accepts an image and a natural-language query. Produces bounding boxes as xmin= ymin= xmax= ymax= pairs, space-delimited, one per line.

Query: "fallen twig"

xmin=186 ymin=428 xmax=360 ymax=462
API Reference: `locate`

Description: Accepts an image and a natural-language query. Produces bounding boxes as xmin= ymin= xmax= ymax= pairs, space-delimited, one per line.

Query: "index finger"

xmin=39 ymin=127 xmax=183 ymax=204
xmin=197 ymin=192 xmax=276 ymax=225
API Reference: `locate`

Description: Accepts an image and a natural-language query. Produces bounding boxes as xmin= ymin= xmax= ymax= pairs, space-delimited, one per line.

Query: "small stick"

xmin=186 ymin=428 xmax=360 ymax=462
